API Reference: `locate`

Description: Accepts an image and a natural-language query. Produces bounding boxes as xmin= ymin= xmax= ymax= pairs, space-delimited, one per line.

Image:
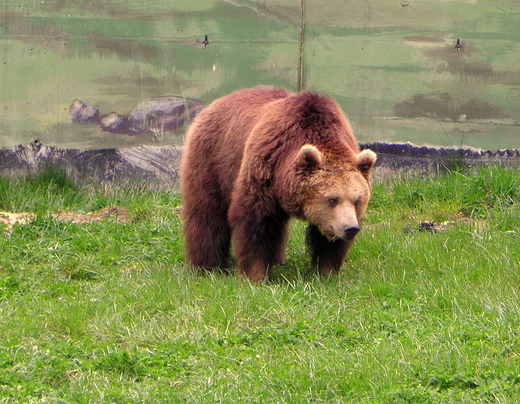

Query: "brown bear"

xmin=180 ymin=86 xmax=376 ymax=282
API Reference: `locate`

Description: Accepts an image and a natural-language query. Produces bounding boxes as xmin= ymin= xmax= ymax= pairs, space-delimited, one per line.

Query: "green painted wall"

xmin=1 ymin=0 xmax=519 ymax=149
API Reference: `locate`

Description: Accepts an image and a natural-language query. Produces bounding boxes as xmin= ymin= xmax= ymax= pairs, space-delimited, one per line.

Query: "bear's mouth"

xmin=324 ymin=226 xmax=359 ymax=242
xmin=329 ymin=234 xmax=357 ymax=242
xmin=321 ymin=227 xmax=337 ymax=241
xmin=324 ymin=230 xmax=342 ymax=242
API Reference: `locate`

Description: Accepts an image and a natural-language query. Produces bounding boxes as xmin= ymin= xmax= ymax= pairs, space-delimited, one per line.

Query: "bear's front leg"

xmin=230 ymin=212 xmax=289 ymax=282
xmin=306 ymin=224 xmax=352 ymax=276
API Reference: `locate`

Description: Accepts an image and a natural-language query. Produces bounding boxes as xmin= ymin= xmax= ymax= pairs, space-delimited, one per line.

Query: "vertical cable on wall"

xmin=298 ymin=0 xmax=306 ymax=91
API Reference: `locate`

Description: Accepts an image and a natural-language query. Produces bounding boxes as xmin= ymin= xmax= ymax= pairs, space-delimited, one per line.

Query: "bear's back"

xmin=242 ymin=89 xmax=360 ymax=166
xmin=182 ymin=86 xmax=292 ymax=201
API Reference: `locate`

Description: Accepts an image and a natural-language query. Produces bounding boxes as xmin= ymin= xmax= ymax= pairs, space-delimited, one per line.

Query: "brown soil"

xmin=0 ymin=206 xmax=128 ymax=234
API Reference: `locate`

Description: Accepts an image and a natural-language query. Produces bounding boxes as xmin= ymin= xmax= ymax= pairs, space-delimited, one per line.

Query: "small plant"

xmin=96 ymin=351 xmax=148 ymax=378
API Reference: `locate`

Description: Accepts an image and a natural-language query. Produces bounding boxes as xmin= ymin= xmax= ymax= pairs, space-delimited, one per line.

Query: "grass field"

xmin=1 ymin=165 xmax=520 ymax=403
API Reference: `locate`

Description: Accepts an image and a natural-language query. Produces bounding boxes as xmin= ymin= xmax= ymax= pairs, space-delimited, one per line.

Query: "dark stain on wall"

xmin=393 ymin=92 xmax=509 ymax=121
xmin=91 ymin=36 xmax=162 ymax=61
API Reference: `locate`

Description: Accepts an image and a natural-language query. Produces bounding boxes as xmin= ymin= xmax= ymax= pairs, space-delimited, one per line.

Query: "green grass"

xmin=1 ymin=165 xmax=520 ymax=403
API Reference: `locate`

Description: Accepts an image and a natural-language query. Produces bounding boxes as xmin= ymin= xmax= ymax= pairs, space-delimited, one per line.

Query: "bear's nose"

xmin=344 ymin=226 xmax=360 ymax=240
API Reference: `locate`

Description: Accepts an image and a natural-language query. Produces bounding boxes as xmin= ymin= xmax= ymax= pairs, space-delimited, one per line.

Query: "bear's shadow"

xmin=191 ymin=258 xmax=342 ymax=285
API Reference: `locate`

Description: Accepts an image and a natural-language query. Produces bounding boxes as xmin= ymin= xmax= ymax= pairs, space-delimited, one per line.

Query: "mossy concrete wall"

xmin=1 ymin=0 xmax=519 ymax=150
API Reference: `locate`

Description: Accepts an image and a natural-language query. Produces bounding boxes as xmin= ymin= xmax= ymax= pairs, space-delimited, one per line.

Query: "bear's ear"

xmin=296 ymin=144 xmax=322 ymax=173
xmin=356 ymin=149 xmax=377 ymax=180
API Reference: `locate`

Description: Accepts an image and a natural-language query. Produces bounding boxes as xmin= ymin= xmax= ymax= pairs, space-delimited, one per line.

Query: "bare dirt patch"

xmin=0 ymin=206 xmax=128 ymax=234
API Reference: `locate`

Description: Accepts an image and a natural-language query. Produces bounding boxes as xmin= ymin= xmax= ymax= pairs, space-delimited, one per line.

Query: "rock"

xmin=70 ymin=99 xmax=100 ymax=123
xmin=99 ymin=112 xmax=129 ymax=133
xmin=130 ymin=97 xmax=205 ymax=133
xmin=70 ymin=97 xmax=205 ymax=136
xmin=0 ymin=144 xmax=183 ymax=188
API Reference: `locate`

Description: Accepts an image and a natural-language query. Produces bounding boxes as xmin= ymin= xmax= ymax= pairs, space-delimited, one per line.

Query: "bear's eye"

xmin=328 ymin=197 xmax=339 ymax=207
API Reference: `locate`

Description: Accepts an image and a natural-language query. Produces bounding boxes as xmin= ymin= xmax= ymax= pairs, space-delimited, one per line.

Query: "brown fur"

xmin=180 ymin=86 xmax=376 ymax=282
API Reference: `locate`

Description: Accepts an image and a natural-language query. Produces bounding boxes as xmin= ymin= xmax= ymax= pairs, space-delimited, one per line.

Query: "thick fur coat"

xmin=180 ymin=86 xmax=376 ymax=282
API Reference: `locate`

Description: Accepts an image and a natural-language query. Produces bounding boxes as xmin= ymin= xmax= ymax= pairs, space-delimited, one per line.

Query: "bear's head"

xmin=295 ymin=144 xmax=376 ymax=241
